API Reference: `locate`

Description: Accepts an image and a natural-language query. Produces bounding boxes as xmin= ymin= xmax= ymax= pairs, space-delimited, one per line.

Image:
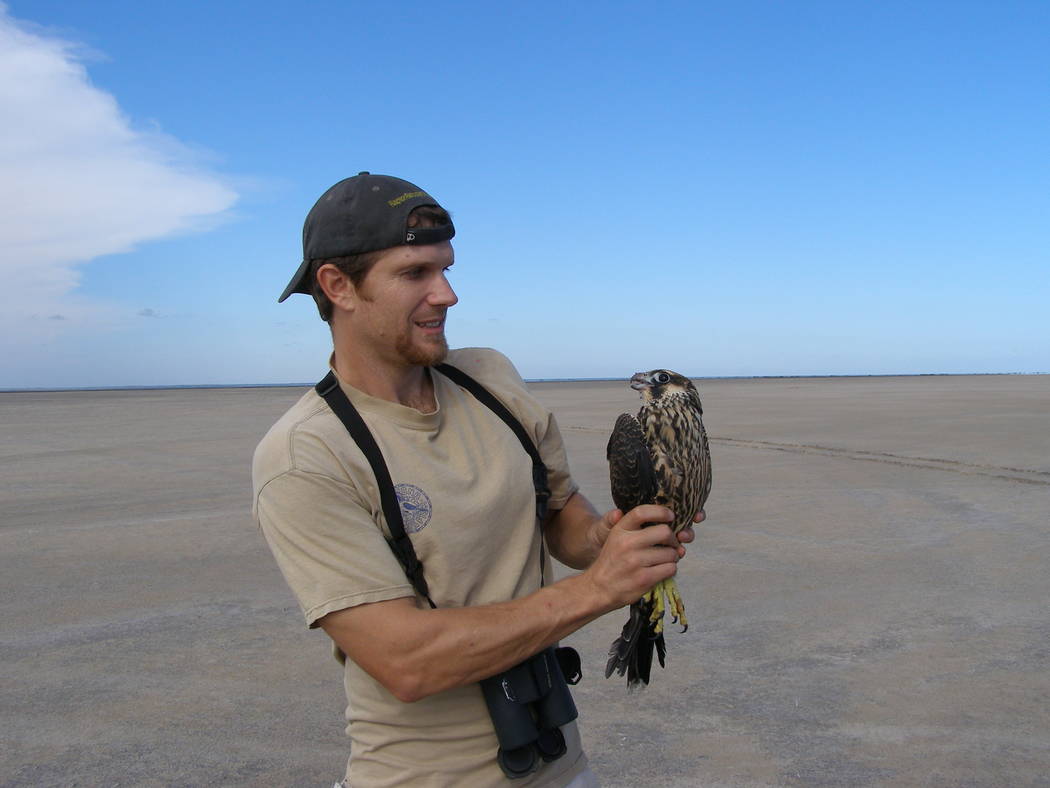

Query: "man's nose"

xmin=429 ymin=274 xmax=458 ymax=307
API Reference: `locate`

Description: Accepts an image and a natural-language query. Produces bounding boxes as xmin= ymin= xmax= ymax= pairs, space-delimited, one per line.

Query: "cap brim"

xmin=278 ymin=259 xmax=312 ymax=303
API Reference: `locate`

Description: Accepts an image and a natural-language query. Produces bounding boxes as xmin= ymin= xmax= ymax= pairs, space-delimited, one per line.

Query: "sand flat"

xmin=2 ymin=375 xmax=1048 ymax=786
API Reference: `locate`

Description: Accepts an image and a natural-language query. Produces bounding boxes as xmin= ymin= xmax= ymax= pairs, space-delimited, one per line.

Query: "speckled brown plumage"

xmin=605 ymin=369 xmax=712 ymax=688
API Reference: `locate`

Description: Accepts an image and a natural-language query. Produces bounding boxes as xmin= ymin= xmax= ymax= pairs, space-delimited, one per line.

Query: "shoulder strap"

xmin=433 ymin=363 xmax=551 ymax=522
xmin=315 ymin=371 xmax=436 ymax=608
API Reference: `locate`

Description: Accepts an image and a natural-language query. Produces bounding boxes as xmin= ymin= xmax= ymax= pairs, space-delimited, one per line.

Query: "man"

xmin=252 ymin=173 xmax=700 ymax=787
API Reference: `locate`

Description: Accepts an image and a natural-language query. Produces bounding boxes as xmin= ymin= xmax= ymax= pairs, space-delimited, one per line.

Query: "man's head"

xmin=317 ymin=238 xmax=457 ymax=367
xmin=278 ymin=172 xmax=455 ymax=321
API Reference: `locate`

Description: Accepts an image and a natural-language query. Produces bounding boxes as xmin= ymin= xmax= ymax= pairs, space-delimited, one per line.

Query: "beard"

xmin=395 ymin=329 xmax=449 ymax=367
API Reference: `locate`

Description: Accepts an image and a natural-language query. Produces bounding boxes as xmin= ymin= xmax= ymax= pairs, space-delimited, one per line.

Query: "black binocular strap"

xmin=315 ymin=364 xmax=551 ymax=608
xmin=316 ymin=370 xmax=437 ymax=608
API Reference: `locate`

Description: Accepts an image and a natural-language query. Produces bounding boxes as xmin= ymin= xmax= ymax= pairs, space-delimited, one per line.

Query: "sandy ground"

xmin=1 ymin=375 xmax=1048 ymax=787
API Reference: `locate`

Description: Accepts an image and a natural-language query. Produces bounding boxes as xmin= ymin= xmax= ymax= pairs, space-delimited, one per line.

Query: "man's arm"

xmin=318 ymin=503 xmax=680 ymax=703
xmin=543 ymin=491 xmax=703 ymax=570
xmin=541 ymin=492 xmax=609 ymax=570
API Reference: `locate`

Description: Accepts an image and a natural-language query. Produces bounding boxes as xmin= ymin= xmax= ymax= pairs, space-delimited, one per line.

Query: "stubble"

xmin=395 ymin=329 xmax=449 ymax=367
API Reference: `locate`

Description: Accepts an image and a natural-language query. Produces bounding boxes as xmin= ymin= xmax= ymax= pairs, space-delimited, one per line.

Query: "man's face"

xmin=350 ymin=241 xmax=458 ymax=367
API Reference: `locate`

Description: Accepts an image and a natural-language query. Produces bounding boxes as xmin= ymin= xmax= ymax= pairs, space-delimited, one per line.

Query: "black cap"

xmin=278 ymin=172 xmax=455 ymax=302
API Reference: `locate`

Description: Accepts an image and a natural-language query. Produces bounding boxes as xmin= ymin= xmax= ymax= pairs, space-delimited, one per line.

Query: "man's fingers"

xmin=643 ymin=557 xmax=679 ymax=584
xmin=648 ymin=545 xmax=680 ymax=567
xmin=629 ymin=545 xmax=680 ymax=580
xmin=630 ymin=523 xmax=675 ymax=547
xmin=693 ymin=509 xmax=706 ymax=523
xmin=616 ymin=505 xmax=673 ymax=531
xmin=673 ymin=526 xmax=694 ymax=558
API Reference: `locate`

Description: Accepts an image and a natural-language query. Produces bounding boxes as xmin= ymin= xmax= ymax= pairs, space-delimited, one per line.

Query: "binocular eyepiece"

xmin=480 ymin=646 xmax=581 ymax=779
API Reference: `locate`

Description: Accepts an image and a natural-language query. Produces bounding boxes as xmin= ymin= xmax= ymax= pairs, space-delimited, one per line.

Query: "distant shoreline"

xmin=2 ymin=371 xmax=1045 ymax=394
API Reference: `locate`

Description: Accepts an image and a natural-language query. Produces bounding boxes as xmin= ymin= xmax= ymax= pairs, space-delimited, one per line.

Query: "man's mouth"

xmin=415 ymin=318 xmax=445 ymax=330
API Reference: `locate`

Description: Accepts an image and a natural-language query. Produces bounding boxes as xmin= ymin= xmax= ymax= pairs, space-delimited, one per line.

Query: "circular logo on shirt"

xmin=394 ymin=483 xmax=433 ymax=533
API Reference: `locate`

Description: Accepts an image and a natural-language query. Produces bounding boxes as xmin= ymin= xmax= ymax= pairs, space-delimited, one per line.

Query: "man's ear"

xmin=316 ymin=263 xmax=358 ymax=313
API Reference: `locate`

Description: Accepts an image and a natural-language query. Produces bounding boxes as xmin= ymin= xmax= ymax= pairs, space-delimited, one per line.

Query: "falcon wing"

xmin=606 ymin=413 xmax=659 ymax=514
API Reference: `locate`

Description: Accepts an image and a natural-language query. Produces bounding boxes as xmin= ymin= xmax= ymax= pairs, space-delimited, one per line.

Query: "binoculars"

xmin=480 ymin=646 xmax=582 ymax=779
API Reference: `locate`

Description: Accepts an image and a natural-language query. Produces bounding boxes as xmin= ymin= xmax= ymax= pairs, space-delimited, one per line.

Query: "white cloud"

xmin=0 ymin=5 xmax=236 ymax=334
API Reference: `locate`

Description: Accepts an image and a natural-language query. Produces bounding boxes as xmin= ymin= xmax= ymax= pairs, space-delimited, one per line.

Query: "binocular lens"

xmin=536 ymin=728 xmax=567 ymax=762
xmin=499 ymin=745 xmax=539 ymax=778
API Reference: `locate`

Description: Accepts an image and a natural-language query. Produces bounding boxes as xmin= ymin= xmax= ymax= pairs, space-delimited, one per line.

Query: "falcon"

xmin=604 ymin=369 xmax=712 ymax=688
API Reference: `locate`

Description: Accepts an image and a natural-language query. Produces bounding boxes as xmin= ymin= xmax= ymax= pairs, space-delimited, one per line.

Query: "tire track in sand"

xmin=562 ymin=426 xmax=1050 ymax=486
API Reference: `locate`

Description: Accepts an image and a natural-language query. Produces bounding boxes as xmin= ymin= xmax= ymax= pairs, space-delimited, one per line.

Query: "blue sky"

xmin=2 ymin=0 xmax=1047 ymax=388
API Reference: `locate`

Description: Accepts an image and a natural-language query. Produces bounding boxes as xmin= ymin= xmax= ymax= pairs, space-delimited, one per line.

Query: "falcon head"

xmin=629 ymin=369 xmax=698 ymax=403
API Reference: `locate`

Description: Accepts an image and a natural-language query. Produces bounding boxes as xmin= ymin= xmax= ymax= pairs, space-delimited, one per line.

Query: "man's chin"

xmin=399 ymin=336 xmax=449 ymax=367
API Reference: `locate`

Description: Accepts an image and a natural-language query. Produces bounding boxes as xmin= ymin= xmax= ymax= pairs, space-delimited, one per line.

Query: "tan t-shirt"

xmin=252 ymin=348 xmax=587 ymax=787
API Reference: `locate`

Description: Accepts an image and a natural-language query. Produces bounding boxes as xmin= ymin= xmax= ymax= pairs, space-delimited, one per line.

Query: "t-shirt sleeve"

xmin=256 ymin=468 xmax=416 ymax=628
xmin=535 ymin=410 xmax=578 ymax=511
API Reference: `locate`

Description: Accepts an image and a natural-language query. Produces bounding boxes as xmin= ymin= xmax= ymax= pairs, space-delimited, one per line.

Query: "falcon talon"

xmin=605 ymin=369 xmax=712 ymax=688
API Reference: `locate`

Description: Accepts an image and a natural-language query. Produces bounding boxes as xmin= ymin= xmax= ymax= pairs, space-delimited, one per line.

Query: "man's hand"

xmin=545 ymin=493 xmax=706 ymax=570
xmin=590 ymin=506 xmax=706 ymax=560
xmin=581 ymin=505 xmax=682 ymax=611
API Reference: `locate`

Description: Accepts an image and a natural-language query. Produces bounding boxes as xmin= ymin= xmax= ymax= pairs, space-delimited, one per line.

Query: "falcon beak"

xmin=629 ymin=372 xmax=652 ymax=390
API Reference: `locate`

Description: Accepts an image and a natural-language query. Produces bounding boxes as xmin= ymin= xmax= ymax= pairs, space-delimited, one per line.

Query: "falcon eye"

xmin=654 ymin=372 xmax=671 ymax=384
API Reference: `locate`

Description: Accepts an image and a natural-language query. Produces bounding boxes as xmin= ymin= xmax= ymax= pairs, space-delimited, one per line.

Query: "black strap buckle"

xmin=315 ymin=371 xmax=339 ymax=398
xmin=533 ymin=464 xmax=551 ymax=521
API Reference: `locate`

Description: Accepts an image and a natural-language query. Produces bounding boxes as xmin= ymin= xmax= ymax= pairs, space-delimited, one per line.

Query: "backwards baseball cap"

xmin=278 ymin=172 xmax=455 ymax=302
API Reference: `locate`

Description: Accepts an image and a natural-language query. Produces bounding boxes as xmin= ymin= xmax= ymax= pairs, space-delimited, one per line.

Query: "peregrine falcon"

xmin=604 ymin=369 xmax=712 ymax=688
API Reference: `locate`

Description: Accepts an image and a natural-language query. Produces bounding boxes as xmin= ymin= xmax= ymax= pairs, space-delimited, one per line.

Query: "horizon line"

xmin=2 ymin=370 xmax=1046 ymax=394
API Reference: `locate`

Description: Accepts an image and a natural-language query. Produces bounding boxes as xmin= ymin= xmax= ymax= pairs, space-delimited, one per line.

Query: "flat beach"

xmin=2 ymin=375 xmax=1048 ymax=787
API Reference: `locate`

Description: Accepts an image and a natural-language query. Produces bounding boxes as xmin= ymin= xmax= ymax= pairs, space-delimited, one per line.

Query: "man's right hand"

xmin=580 ymin=504 xmax=680 ymax=611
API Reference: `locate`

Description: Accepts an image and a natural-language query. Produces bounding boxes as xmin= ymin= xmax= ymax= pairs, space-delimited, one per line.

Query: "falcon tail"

xmin=604 ymin=596 xmax=666 ymax=689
